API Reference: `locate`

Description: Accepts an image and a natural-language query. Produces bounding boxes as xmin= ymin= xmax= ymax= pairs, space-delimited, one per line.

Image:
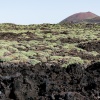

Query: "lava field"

xmin=0 ymin=62 xmax=100 ymax=100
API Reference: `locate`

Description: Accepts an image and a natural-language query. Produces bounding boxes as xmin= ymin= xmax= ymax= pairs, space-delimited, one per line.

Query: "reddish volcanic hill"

xmin=60 ymin=12 xmax=99 ymax=23
xmin=84 ymin=16 xmax=100 ymax=23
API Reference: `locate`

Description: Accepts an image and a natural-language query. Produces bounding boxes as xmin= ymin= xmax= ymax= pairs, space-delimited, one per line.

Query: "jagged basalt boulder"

xmin=0 ymin=62 xmax=100 ymax=99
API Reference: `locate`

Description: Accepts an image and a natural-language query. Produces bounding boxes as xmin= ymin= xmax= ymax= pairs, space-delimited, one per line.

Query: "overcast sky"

xmin=0 ymin=0 xmax=100 ymax=24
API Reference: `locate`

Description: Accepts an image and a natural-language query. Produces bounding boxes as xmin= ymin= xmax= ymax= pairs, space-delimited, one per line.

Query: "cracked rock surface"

xmin=0 ymin=62 xmax=100 ymax=100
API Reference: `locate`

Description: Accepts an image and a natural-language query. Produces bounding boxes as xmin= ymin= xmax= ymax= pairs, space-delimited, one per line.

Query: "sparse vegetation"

xmin=0 ymin=23 xmax=99 ymax=67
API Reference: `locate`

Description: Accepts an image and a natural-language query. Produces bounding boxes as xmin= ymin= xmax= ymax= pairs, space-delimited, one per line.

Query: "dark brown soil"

xmin=77 ymin=40 xmax=100 ymax=53
xmin=0 ymin=32 xmax=22 ymax=41
xmin=60 ymin=37 xmax=86 ymax=43
xmin=0 ymin=32 xmax=43 ymax=41
xmin=68 ymin=49 xmax=100 ymax=60
xmin=0 ymin=62 xmax=100 ymax=100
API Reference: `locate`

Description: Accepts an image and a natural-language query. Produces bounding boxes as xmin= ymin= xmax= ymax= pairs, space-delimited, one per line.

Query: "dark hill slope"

xmin=84 ymin=16 xmax=100 ymax=23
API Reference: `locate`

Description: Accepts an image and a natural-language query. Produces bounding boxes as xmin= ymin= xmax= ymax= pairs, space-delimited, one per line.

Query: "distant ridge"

xmin=60 ymin=12 xmax=100 ymax=24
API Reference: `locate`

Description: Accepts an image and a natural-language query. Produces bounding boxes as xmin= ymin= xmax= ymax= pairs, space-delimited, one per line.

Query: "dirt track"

xmin=0 ymin=62 xmax=100 ymax=100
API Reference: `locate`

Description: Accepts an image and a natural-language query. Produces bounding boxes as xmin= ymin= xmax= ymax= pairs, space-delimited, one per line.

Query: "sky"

xmin=0 ymin=0 xmax=100 ymax=25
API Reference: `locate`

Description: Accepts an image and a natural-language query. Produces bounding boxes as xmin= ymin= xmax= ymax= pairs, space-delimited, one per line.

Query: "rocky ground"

xmin=0 ymin=23 xmax=99 ymax=100
xmin=0 ymin=62 xmax=100 ymax=100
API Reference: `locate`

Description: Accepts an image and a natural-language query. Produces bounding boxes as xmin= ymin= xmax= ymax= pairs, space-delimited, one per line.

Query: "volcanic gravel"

xmin=0 ymin=62 xmax=100 ymax=100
